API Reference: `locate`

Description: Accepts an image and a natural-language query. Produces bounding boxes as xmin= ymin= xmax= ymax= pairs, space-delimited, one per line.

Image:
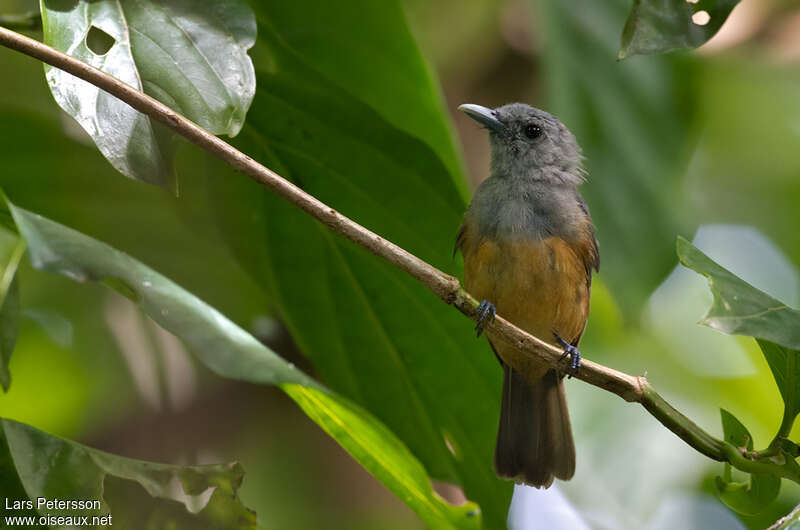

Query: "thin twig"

xmin=0 ymin=25 xmax=796 ymax=483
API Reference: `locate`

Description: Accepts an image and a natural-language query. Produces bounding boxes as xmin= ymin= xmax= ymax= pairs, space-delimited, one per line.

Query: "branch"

xmin=0 ymin=25 xmax=795 ymax=483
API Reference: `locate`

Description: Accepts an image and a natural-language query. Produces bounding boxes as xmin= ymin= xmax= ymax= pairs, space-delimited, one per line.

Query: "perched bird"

xmin=455 ymin=103 xmax=598 ymax=488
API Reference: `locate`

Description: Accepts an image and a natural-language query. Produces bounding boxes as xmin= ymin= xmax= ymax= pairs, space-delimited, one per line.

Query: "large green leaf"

xmin=206 ymin=4 xmax=510 ymax=526
xmin=677 ymin=237 xmax=800 ymax=350
xmin=619 ymin=0 xmax=741 ymax=59
xmin=1 ymin=417 xmax=256 ymax=528
xmin=251 ymin=1 xmax=467 ymax=196
xmin=715 ymin=409 xmax=781 ymax=515
xmin=536 ymin=0 xmax=696 ymax=317
xmin=39 ymin=0 xmax=256 ymax=189
xmin=6 ymin=201 xmax=479 ymax=529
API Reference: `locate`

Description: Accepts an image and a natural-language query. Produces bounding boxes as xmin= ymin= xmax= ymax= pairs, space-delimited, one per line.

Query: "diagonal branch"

xmin=0 ymin=25 xmax=795 ymax=483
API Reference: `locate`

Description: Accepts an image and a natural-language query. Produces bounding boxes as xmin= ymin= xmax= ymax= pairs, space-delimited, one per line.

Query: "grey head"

xmin=459 ymin=103 xmax=584 ymax=186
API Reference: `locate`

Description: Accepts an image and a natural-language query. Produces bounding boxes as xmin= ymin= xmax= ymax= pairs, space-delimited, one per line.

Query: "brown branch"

xmin=0 ymin=24 xmax=793 ymax=481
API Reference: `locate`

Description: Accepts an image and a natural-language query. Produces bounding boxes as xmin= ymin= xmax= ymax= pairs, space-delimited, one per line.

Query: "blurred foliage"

xmin=0 ymin=192 xmax=22 ymax=391
xmin=1 ymin=0 xmax=800 ymax=528
xmin=0 ymin=228 xmax=22 ymax=392
xmin=620 ymin=0 xmax=741 ymax=59
xmin=537 ymin=0 xmax=697 ymax=318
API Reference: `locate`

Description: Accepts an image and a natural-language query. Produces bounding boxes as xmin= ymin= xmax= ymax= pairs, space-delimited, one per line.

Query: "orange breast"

xmin=461 ymin=226 xmax=590 ymax=382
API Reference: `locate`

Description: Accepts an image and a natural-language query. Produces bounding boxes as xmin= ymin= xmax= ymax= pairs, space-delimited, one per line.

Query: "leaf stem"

xmin=639 ymin=381 xmax=725 ymax=460
xmin=0 ymin=24 xmax=795 ymax=484
xmin=0 ymin=238 xmax=25 ymax=305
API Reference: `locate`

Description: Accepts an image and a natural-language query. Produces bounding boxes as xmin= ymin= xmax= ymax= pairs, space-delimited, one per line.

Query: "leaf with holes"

xmin=6 ymin=200 xmax=480 ymax=529
xmin=715 ymin=409 xmax=781 ymax=515
xmin=0 ymin=417 xmax=256 ymax=528
xmin=619 ymin=0 xmax=742 ymax=59
xmin=39 ymin=0 xmax=256 ymax=190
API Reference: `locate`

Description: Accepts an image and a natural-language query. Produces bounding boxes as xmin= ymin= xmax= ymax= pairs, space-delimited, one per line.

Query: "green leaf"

xmin=756 ymin=339 xmax=800 ymax=427
xmin=0 ymin=279 xmax=20 ymax=393
xmin=284 ymin=384 xmax=482 ymax=529
xmin=772 ymin=506 xmax=800 ymax=529
xmin=619 ymin=0 xmax=741 ymax=59
xmin=677 ymin=237 xmax=800 ymax=351
xmin=39 ymin=0 xmax=256 ymax=189
xmin=678 ymin=238 xmax=800 ymax=427
xmin=0 ymin=417 xmax=256 ymax=528
xmin=250 ymin=1 xmax=467 ymax=196
xmin=537 ymin=0 xmax=696 ymax=316
xmin=206 ymin=4 xmax=511 ymax=525
xmin=715 ymin=409 xmax=781 ymax=515
xmin=721 ymin=408 xmax=754 ymax=451
xmin=6 ymin=201 xmax=479 ymax=529
xmin=0 ymin=196 xmax=23 ymax=393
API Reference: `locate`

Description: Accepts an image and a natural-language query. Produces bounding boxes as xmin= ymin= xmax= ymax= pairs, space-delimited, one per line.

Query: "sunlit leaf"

xmin=6 ymin=201 xmax=479 ymax=529
xmin=619 ymin=0 xmax=741 ymax=59
xmin=284 ymin=385 xmax=482 ymax=529
xmin=1 ymin=417 xmax=256 ymax=528
xmin=39 ymin=0 xmax=256 ymax=189
xmin=714 ymin=409 xmax=780 ymax=515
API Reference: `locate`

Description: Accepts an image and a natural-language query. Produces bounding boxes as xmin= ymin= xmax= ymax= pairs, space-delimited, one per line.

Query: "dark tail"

xmin=494 ymin=364 xmax=575 ymax=488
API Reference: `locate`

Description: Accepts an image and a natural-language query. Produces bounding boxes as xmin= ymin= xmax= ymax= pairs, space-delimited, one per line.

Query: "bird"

xmin=455 ymin=102 xmax=598 ymax=488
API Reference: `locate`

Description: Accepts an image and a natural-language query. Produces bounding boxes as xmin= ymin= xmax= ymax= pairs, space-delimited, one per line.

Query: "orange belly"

xmin=462 ymin=235 xmax=590 ymax=383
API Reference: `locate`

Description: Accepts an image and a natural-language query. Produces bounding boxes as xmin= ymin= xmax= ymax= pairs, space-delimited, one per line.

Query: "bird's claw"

xmin=475 ymin=300 xmax=496 ymax=338
xmin=556 ymin=336 xmax=581 ymax=378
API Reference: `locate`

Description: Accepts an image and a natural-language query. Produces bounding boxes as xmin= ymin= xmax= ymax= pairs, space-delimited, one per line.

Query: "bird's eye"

xmin=524 ymin=124 xmax=542 ymax=139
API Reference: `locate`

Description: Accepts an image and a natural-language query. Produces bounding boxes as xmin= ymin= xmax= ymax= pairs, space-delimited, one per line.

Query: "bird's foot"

xmin=556 ymin=336 xmax=581 ymax=377
xmin=475 ymin=300 xmax=496 ymax=338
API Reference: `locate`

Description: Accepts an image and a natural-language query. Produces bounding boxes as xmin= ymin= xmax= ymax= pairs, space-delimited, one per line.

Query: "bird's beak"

xmin=458 ymin=104 xmax=505 ymax=133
